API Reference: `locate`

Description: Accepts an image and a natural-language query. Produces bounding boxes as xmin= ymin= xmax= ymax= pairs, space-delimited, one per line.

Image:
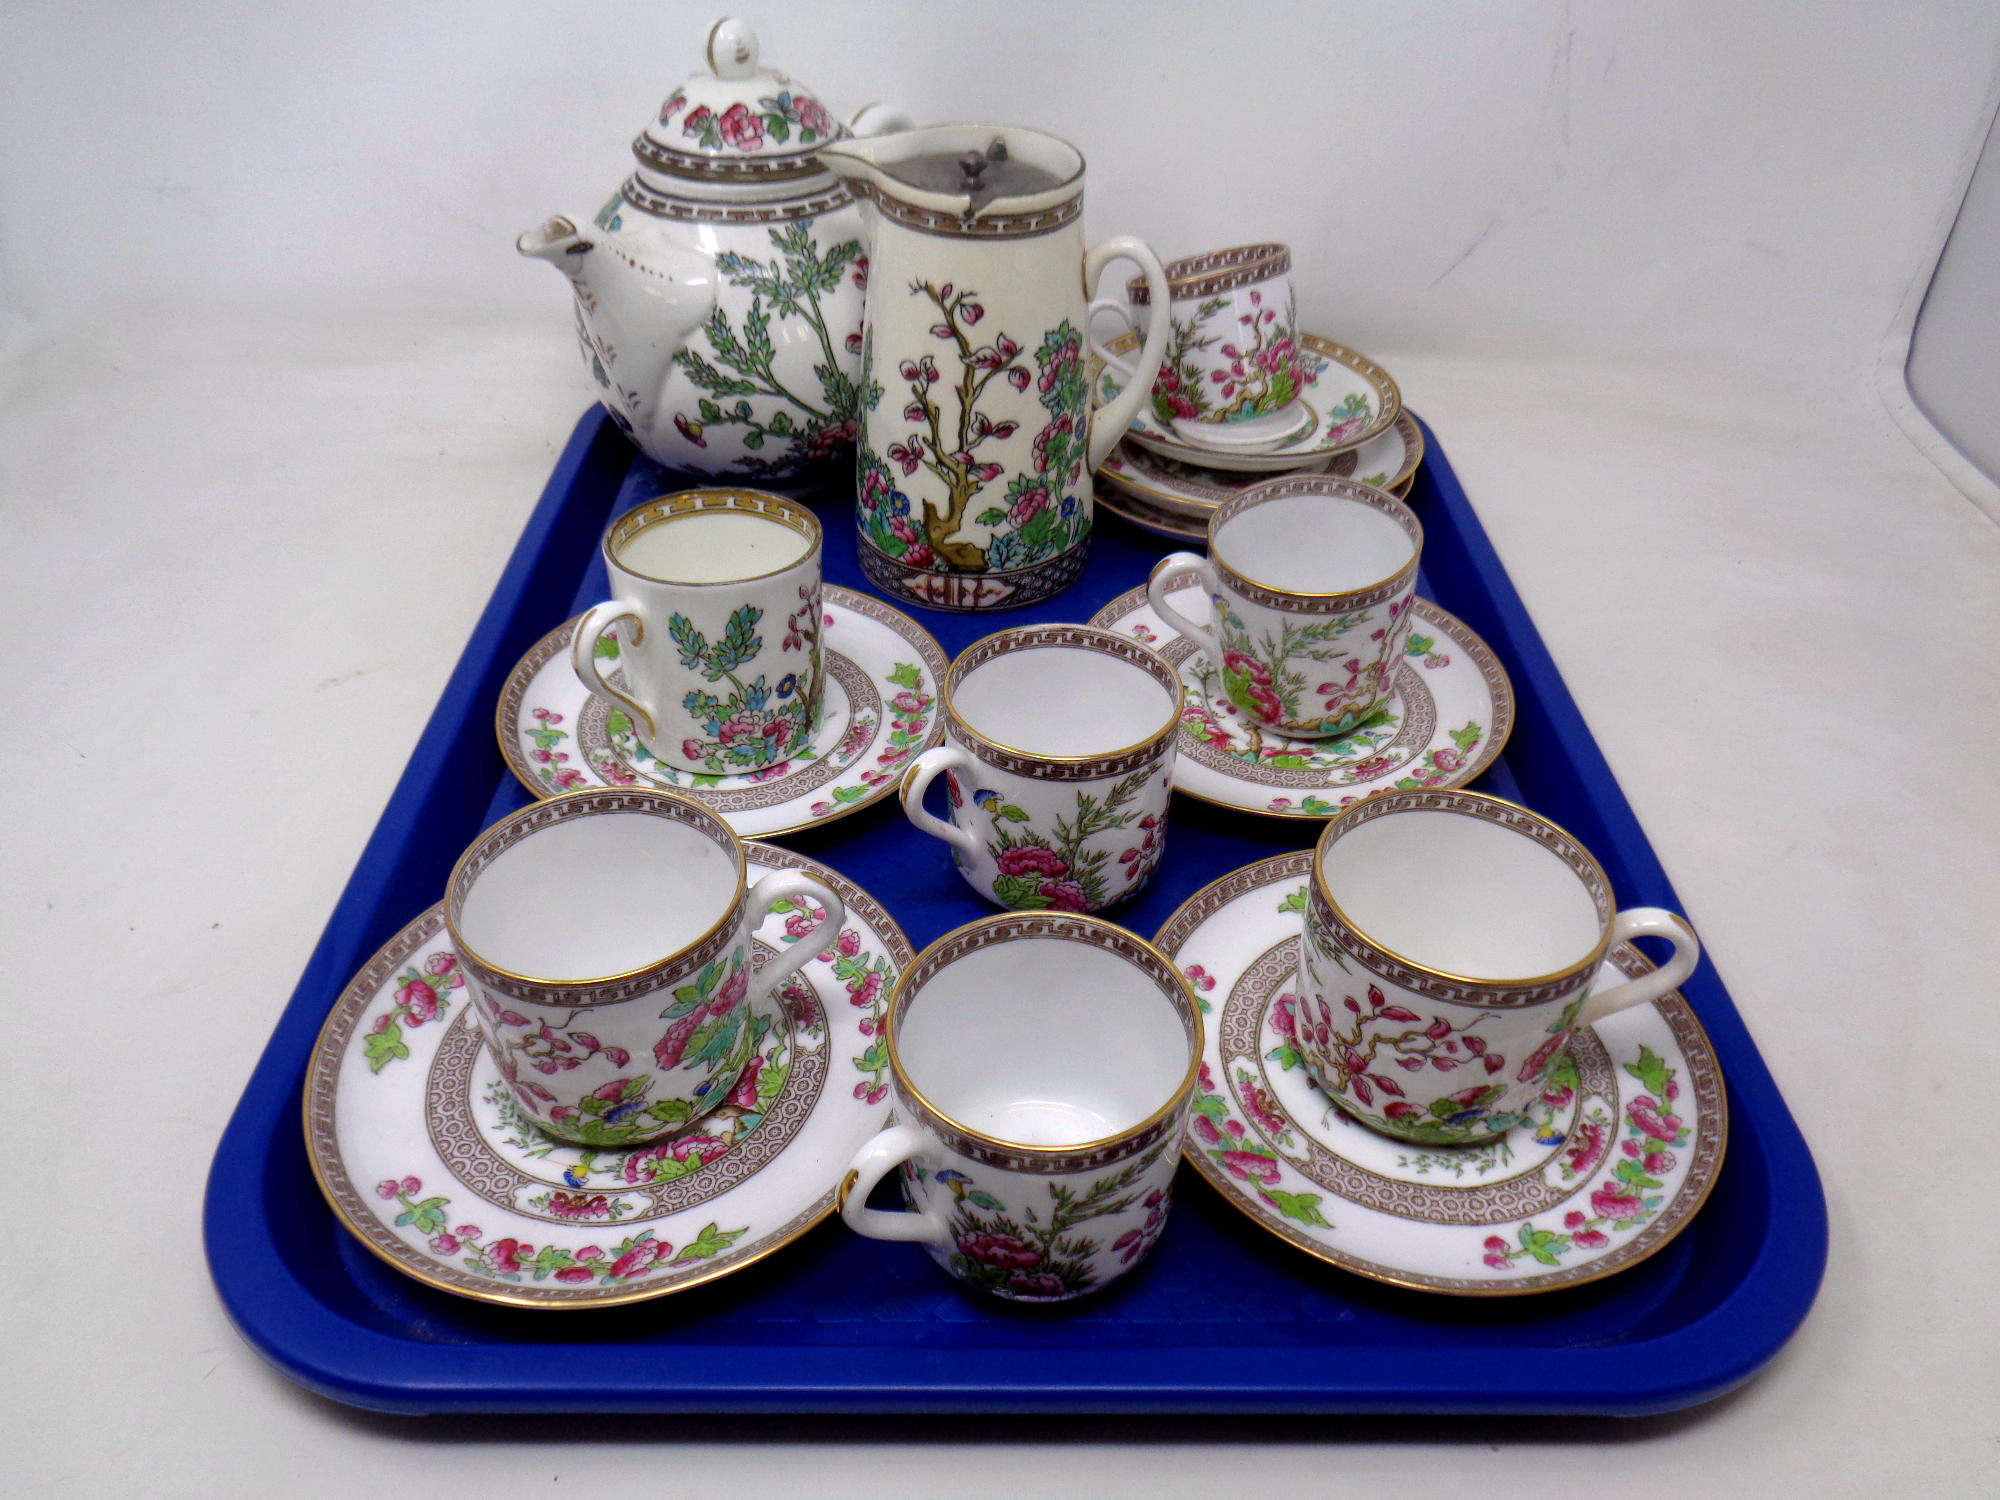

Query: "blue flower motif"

xmin=972 ymin=789 xmax=1000 ymax=810
xmin=1060 ymin=494 xmax=1077 ymax=517
xmin=562 ymin=1166 xmax=589 ymax=1188
xmin=777 ymin=672 xmax=798 ymax=699
xmin=887 ymin=488 xmax=910 ymax=518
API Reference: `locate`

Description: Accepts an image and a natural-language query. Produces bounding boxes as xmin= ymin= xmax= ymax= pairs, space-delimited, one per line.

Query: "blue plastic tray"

xmin=204 ymin=408 xmax=1825 ymax=1415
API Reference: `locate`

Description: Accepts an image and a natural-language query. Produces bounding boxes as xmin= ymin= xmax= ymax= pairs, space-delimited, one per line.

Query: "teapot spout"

xmin=517 ymin=214 xmax=590 ymax=265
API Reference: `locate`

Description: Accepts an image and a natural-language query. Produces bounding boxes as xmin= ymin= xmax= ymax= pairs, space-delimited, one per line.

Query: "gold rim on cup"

xmin=604 ymin=489 xmax=822 ymax=588
xmin=443 ymin=786 xmax=747 ymax=990
xmin=1208 ymin=473 xmax=1424 ymax=606
xmin=1311 ymin=788 xmax=1621 ymax=992
xmin=1126 ymin=242 xmax=1292 ymax=305
xmin=883 ymin=911 xmax=1204 ymax=1162
xmin=939 ymin=623 xmax=1185 ymax=770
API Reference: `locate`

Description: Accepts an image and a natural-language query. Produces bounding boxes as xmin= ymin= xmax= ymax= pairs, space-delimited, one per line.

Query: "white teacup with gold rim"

xmin=445 ymin=787 xmax=845 ymax=1148
xmin=1298 ymin=788 xmax=1701 ymax=1147
xmin=837 ymin=912 xmax=1200 ymax=1300
xmin=1147 ymin=473 xmax=1422 ymax=739
xmin=1091 ymin=242 xmax=1308 ymax=450
xmin=899 ymin=624 xmax=1182 ymax=912
xmin=572 ymin=490 xmax=825 ymax=777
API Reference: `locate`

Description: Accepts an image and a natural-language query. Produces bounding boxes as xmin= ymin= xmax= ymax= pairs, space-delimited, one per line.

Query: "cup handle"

xmin=1147 ymin=552 xmax=1223 ymax=664
xmin=742 ymin=870 xmax=847 ymax=996
xmin=837 ymin=1125 xmax=950 ymax=1246
xmin=1083 ymin=237 xmax=1172 ymax=472
xmin=1574 ymin=909 xmax=1701 ymax=1029
xmin=571 ymin=601 xmax=660 ymax=746
xmin=1087 ymin=296 xmax=1141 ymax=387
xmin=899 ymin=747 xmax=981 ymax=856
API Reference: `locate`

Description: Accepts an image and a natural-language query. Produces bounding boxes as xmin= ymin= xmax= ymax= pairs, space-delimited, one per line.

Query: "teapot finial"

xmin=705 ymin=17 xmax=758 ymax=79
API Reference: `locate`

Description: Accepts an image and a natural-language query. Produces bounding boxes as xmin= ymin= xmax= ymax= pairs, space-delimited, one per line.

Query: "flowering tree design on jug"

xmin=671 ymin=585 xmax=822 ymax=771
xmin=856 ymin=282 xmax=1088 ymax=575
xmin=672 ymin=224 xmax=867 ymax=478
xmin=919 ymin=1143 xmax=1169 ymax=1299
xmin=952 ymin=767 xmax=1159 ymax=912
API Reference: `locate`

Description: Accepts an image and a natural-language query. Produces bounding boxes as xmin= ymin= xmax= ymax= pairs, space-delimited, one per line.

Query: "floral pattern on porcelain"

xmin=900 ymin=1143 xmax=1172 ymax=1300
xmin=1297 ymin=913 xmax=1594 ymax=1147
xmin=1211 ymin=587 xmax=1416 ymax=738
xmin=946 ymin=766 xmax=1161 ymax=913
xmin=664 ymin=86 xmax=836 ymax=152
xmin=668 ymin=583 xmax=823 ymax=772
xmin=476 ymin=939 xmax=764 ymax=1149
xmin=667 ymin=225 xmax=868 ymax=479
xmin=1188 ymin=1061 xmax=1332 ymax=1230
xmin=375 ymin=1175 xmax=748 ymax=1287
xmin=1149 ymin=286 xmax=1301 ymax=427
xmin=361 ymin=951 xmax=468 ymax=1072
xmin=856 ymin=291 xmax=1088 ymax=577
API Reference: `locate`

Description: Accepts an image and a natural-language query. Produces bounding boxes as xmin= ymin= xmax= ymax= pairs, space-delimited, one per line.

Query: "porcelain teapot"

xmin=519 ymin=18 xmax=910 ymax=484
xmin=818 ymin=126 xmax=1171 ymax=610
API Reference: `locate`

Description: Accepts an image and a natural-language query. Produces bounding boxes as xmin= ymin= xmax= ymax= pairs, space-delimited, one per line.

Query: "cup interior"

xmin=1216 ymin=491 xmax=1416 ymax=595
xmin=895 ymin=934 xmax=1192 ymax=1147
xmin=1319 ymin=807 xmax=1606 ymax=981
xmin=952 ymin=646 xmax=1176 ymax=758
xmin=608 ymin=492 xmax=818 ymax=586
xmin=455 ymin=810 xmax=739 ymax=980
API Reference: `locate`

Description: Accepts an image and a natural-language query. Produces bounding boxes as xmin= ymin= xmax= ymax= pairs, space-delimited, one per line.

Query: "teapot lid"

xmin=634 ymin=17 xmax=848 ymax=185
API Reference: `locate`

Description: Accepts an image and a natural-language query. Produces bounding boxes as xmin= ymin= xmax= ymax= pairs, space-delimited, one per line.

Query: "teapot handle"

xmin=1083 ymin=238 xmax=1171 ymax=473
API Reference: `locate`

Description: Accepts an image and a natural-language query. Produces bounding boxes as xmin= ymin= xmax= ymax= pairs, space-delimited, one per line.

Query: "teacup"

xmin=836 ymin=912 xmax=1200 ymax=1301
xmin=572 ymin=490 xmax=824 ymax=776
xmin=444 ymin=787 xmax=846 ymax=1147
xmin=1297 ymin=788 xmax=1701 ymax=1146
xmin=1148 ymin=474 xmax=1421 ymax=738
xmin=1091 ymin=242 xmax=1305 ymax=446
xmin=899 ymin=624 xmax=1182 ymax=912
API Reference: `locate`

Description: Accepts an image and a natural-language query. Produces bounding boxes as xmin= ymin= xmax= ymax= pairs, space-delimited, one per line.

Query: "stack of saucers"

xmin=1088 ymin=243 xmax=1419 ymax=543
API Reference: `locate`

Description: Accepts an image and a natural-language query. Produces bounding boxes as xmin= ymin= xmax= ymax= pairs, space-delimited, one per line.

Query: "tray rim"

xmin=203 ymin=407 xmax=1828 ymax=1416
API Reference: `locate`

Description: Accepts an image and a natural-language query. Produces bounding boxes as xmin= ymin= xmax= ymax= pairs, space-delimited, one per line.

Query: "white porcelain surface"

xmin=950 ymin=645 xmax=1175 ymax=758
xmin=505 ymin=587 xmax=948 ymax=836
xmin=446 ymin=791 xmax=845 ymax=1145
xmin=825 ymin=125 xmax=1171 ymax=609
xmin=1090 ymin=570 xmax=1513 ymax=818
xmin=838 ymin=914 xmax=1197 ymax=1300
xmin=1154 ymin=851 xmax=1725 ymax=1295
xmin=306 ymin=844 xmax=911 ymax=1306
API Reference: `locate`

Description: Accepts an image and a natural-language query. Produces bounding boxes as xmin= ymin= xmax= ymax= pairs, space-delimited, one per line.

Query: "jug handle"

xmin=848 ymin=102 xmax=916 ymax=138
xmin=1083 ymin=239 xmax=1171 ymax=473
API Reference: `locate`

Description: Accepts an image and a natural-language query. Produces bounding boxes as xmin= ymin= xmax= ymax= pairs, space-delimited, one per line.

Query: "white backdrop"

xmin=4 ymin=3 xmax=2000 ymax=1496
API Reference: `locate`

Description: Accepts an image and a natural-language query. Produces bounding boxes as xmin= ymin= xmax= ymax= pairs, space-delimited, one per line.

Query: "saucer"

xmin=1089 ymin=565 xmax=1513 ymax=819
xmin=1155 ymin=852 xmax=1726 ymax=1295
xmin=1096 ymin=412 xmax=1422 ymax=543
xmin=1169 ymin=401 xmax=1314 ymax=452
xmin=304 ymin=843 xmax=912 ymax=1308
xmin=1097 ymin=330 xmax=1401 ymax=470
xmin=499 ymin=586 xmax=950 ymax=838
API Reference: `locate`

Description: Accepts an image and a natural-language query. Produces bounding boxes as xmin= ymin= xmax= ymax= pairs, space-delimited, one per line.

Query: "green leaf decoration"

xmin=684 ymin=1008 xmax=744 ymax=1071
xmin=1623 ymin=1044 xmax=1675 ymax=1100
xmin=1450 ymin=720 xmax=1482 ymax=751
xmin=363 ymin=1025 xmax=408 ymax=1072
xmin=652 ymin=1096 xmax=700 ymax=1128
xmin=1404 ymin=633 xmax=1435 ymax=657
xmin=1264 ymin=1190 xmax=1331 ymax=1228
xmin=1188 ymin=1091 xmax=1228 ymax=1123
xmin=1276 ymin=888 xmax=1308 ymax=914
xmin=997 ymin=804 xmax=1032 ymax=823
xmin=1613 ymin=1158 xmax=1664 ymax=1191
xmin=1267 ymin=1042 xmax=1304 ymax=1073
xmin=888 ymin=662 xmax=924 ymax=691
xmin=975 ymin=507 xmax=1008 ymax=526
xmin=677 ymin=1222 xmax=747 ymax=1261
xmin=992 ymin=872 xmax=1052 ymax=909
xmin=966 ymin=1190 xmax=1003 ymax=1210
